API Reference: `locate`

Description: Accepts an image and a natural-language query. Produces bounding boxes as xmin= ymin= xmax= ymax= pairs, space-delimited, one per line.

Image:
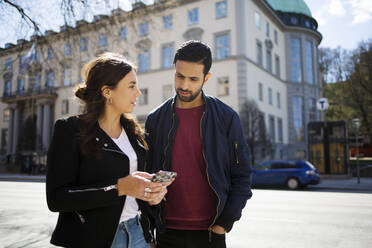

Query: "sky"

xmin=304 ymin=0 xmax=372 ymax=49
xmin=0 ymin=0 xmax=371 ymax=50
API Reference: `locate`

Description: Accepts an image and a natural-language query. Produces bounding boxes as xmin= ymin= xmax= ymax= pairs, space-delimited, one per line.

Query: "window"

xmin=217 ymin=77 xmax=229 ymax=96
xmin=266 ymin=49 xmax=272 ymax=73
xmin=293 ymin=96 xmax=304 ymax=142
xmin=268 ymin=88 xmax=273 ymax=105
xmin=3 ymin=109 xmax=10 ymax=122
xmin=80 ymin=37 xmax=88 ymax=51
xmin=188 ymin=8 xmax=199 ymax=25
xmin=4 ymin=80 xmax=11 ymax=96
xmin=277 ymin=92 xmax=281 ymax=109
xmin=64 ymin=43 xmax=71 ymax=55
xmin=291 ymin=17 xmax=298 ymax=25
xmin=62 ymin=100 xmax=69 ymax=114
xmin=162 ymin=43 xmax=174 ymax=69
xmin=139 ymin=22 xmax=149 ymax=36
xmin=265 ymin=21 xmax=270 ymax=36
xmin=163 ymin=15 xmax=173 ymax=30
xmin=255 ymin=12 xmax=261 ymax=29
xmin=17 ymin=78 xmax=24 ymax=94
xmin=19 ymin=55 xmax=26 ymax=74
xmin=256 ymin=40 xmax=263 ymax=66
xmin=119 ymin=27 xmax=127 ymax=40
xmin=305 ymin=41 xmax=314 ymax=84
xmin=258 ymin=82 xmax=263 ymax=101
xmin=29 ymin=74 xmax=40 ymax=92
xmin=275 ymin=55 xmax=280 ymax=78
xmin=64 ymin=67 xmax=71 ymax=86
xmin=278 ymin=118 xmax=283 ymax=143
xmin=308 ymin=98 xmax=316 ymax=120
xmin=99 ymin=34 xmax=107 ymax=47
xmin=138 ymin=50 xmax=150 ymax=73
xmin=48 ymin=48 xmax=54 ymax=60
xmin=5 ymin=58 xmax=12 ymax=70
xmin=34 ymin=50 xmax=40 ymax=62
xmin=139 ymin=88 xmax=148 ymax=105
xmin=216 ymin=1 xmax=227 ymax=19
xmin=290 ymin=38 xmax=302 ymax=82
xmin=47 ymin=71 xmax=54 ymax=87
xmin=162 ymin=84 xmax=173 ymax=101
xmin=215 ymin=33 xmax=230 ymax=60
xmin=269 ymin=115 xmax=275 ymax=142
xmin=274 ymin=30 xmax=278 ymax=44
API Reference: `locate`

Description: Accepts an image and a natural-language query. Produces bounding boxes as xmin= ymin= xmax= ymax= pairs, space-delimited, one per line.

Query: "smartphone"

xmin=151 ymin=170 xmax=177 ymax=183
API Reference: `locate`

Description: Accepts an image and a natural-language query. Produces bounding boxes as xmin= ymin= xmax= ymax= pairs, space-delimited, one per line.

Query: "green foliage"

xmin=321 ymin=40 xmax=372 ymax=140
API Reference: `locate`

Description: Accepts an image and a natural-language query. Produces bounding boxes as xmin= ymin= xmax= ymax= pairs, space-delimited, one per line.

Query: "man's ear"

xmin=203 ymin=72 xmax=212 ymax=85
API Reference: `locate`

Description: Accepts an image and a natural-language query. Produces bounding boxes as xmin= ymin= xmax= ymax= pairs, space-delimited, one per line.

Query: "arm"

xmin=46 ymin=119 xmax=121 ymax=212
xmin=214 ymin=113 xmax=253 ymax=232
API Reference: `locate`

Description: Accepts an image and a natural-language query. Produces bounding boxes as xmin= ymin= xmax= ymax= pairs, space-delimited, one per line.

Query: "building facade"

xmin=0 ymin=0 xmax=322 ymax=165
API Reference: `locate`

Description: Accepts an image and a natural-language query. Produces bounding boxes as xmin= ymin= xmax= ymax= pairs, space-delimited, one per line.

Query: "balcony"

xmin=1 ymin=87 xmax=57 ymax=103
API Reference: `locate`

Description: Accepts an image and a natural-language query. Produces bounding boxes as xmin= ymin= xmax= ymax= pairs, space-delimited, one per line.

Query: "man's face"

xmin=174 ymin=60 xmax=206 ymax=103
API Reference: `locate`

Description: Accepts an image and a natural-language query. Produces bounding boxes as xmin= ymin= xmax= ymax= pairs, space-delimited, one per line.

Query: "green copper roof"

xmin=266 ymin=0 xmax=312 ymax=17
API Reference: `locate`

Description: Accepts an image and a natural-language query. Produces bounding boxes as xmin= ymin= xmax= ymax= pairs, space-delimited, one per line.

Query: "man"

xmin=145 ymin=40 xmax=252 ymax=248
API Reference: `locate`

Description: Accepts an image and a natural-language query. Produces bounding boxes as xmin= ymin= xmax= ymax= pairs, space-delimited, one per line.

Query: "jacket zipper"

xmin=68 ymin=185 xmax=117 ymax=193
xmin=200 ymin=112 xmax=221 ymax=242
xmin=75 ymin=211 xmax=85 ymax=224
xmin=158 ymin=112 xmax=176 ymax=226
xmin=234 ymin=141 xmax=240 ymax=165
xmin=146 ymin=216 xmax=155 ymax=243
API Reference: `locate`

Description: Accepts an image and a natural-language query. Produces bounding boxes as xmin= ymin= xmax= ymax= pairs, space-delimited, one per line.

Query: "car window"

xmin=255 ymin=163 xmax=271 ymax=170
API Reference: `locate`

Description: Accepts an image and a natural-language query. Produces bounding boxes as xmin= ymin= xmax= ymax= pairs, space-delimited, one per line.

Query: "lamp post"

xmin=352 ymin=118 xmax=361 ymax=184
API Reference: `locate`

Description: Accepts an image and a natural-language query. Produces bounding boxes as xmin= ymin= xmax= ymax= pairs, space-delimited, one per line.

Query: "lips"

xmin=178 ymin=91 xmax=190 ymax=96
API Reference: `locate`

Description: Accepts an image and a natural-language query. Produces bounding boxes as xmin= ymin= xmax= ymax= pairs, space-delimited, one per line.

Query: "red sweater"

xmin=165 ymin=105 xmax=217 ymax=230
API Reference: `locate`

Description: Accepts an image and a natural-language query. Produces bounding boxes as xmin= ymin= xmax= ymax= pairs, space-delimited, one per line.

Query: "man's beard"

xmin=176 ymin=85 xmax=203 ymax=103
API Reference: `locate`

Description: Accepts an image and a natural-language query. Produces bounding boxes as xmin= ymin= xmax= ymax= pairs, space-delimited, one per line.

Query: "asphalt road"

xmin=0 ymin=181 xmax=371 ymax=248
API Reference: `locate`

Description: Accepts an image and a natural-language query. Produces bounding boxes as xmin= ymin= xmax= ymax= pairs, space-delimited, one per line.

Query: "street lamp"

xmin=352 ymin=118 xmax=361 ymax=184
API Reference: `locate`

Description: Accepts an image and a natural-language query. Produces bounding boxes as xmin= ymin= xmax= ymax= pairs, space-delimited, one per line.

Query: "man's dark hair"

xmin=173 ymin=40 xmax=212 ymax=76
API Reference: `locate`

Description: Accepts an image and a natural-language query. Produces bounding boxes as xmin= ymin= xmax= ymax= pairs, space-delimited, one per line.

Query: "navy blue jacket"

xmin=145 ymin=93 xmax=252 ymax=232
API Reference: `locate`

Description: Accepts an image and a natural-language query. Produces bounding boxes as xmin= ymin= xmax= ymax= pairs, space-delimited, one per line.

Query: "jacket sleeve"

xmin=46 ymin=119 xmax=121 ymax=213
xmin=214 ymin=112 xmax=253 ymax=232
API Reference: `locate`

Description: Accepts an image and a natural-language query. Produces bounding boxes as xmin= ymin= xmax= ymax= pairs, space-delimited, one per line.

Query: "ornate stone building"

xmin=0 ymin=0 xmax=322 ymax=165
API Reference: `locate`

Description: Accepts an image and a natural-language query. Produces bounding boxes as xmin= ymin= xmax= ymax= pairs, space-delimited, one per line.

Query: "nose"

xmin=136 ymin=86 xmax=142 ymax=97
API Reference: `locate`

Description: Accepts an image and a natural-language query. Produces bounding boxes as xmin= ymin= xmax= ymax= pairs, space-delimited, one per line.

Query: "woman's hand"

xmin=147 ymin=178 xmax=175 ymax=206
xmin=116 ymin=171 xmax=166 ymax=202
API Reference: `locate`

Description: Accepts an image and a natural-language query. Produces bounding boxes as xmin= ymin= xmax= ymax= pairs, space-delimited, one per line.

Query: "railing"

xmin=1 ymin=87 xmax=57 ymax=101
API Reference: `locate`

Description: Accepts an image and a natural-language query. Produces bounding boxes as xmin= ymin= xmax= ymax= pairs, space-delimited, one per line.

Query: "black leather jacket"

xmin=46 ymin=116 xmax=154 ymax=248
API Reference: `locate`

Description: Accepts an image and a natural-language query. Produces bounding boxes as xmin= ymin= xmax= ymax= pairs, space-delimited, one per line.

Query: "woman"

xmin=46 ymin=53 xmax=168 ymax=248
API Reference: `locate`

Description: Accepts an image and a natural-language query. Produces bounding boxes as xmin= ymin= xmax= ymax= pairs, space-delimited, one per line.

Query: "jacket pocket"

xmin=233 ymin=141 xmax=240 ymax=165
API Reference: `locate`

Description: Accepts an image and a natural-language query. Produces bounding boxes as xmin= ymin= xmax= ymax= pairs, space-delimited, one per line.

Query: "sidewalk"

xmin=309 ymin=176 xmax=372 ymax=192
xmin=0 ymin=173 xmax=371 ymax=192
xmin=0 ymin=173 xmax=46 ymax=182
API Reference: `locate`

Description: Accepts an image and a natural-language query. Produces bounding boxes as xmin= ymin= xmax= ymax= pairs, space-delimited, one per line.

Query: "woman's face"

xmin=109 ymin=69 xmax=141 ymax=114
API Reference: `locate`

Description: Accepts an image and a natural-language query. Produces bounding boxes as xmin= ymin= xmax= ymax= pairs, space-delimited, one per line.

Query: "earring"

xmin=109 ymin=98 xmax=112 ymax=104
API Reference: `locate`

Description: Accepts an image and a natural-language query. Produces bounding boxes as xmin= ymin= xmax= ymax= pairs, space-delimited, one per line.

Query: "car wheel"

xmin=287 ymin=178 xmax=300 ymax=190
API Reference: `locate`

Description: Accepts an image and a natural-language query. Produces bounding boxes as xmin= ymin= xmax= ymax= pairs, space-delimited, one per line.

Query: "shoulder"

xmin=54 ymin=115 xmax=81 ymax=134
xmin=205 ymin=95 xmax=238 ymax=119
xmin=146 ymin=98 xmax=173 ymax=122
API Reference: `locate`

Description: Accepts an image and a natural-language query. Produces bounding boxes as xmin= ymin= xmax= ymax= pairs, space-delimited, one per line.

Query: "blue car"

xmin=251 ymin=160 xmax=320 ymax=190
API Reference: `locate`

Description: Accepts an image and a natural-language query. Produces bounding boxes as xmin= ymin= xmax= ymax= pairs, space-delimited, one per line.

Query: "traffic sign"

xmin=317 ymin=98 xmax=329 ymax=111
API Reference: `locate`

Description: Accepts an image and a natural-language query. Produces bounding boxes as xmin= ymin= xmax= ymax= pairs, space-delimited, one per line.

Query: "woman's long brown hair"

xmin=75 ymin=52 xmax=147 ymax=158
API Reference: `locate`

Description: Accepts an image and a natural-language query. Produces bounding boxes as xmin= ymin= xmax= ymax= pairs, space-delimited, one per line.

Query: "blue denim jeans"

xmin=111 ymin=216 xmax=150 ymax=248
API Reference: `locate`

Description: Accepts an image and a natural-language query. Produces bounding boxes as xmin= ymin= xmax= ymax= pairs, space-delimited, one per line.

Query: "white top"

xmin=111 ymin=128 xmax=140 ymax=222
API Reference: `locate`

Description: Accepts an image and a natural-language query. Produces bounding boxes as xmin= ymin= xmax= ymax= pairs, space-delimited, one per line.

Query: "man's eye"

xmin=191 ymin=78 xmax=198 ymax=81
xmin=177 ymin=74 xmax=184 ymax=79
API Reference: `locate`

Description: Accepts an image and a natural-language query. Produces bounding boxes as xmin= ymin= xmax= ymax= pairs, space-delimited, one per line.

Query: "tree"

xmin=321 ymin=39 xmax=372 ymax=141
xmin=239 ymin=99 xmax=272 ymax=165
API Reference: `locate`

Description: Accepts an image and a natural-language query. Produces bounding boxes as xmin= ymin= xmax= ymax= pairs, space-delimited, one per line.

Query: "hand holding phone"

xmin=151 ymin=170 xmax=177 ymax=183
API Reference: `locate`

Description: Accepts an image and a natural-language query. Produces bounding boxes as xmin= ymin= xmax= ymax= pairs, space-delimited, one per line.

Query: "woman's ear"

xmin=101 ymin=85 xmax=110 ymax=99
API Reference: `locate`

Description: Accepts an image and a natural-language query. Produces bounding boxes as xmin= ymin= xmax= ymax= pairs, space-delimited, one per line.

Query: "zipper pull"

xmin=104 ymin=185 xmax=117 ymax=191
xmin=234 ymin=142 xmax=240 ymax=165
xmin=208 ymin=229 xmax=212 ymax=243
xmin=75 ymin=211 xmax=85 ymax=223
